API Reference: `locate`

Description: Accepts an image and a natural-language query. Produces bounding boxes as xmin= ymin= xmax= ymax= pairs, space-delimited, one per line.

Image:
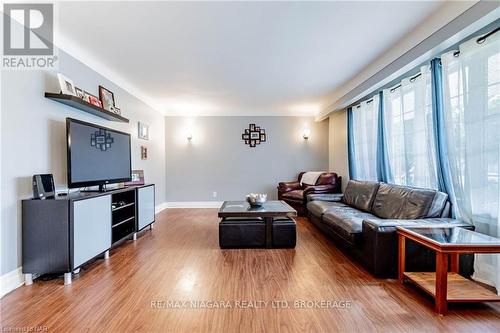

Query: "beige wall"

xmin=328 ymin=110 xmax=349 ymax=191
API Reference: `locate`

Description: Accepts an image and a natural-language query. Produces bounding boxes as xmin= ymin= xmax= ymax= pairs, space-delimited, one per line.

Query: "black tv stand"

xmin=81 ymin=184 xmax=109 ymax=193
xmin=22 ymin=184 xmax=156 ymax=285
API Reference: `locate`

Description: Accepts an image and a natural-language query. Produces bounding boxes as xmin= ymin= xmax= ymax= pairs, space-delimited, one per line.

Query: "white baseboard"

xmin=155 ymin=202 xmax=168 ymax=213
xmin=165 ymin=201 xmax=223 ymax=209
xmin=0 ymin=267 xmax=24 ymax=299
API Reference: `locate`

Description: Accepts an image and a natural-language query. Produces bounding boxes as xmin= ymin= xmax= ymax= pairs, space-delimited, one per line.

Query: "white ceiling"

xmin=57 ymin=1 xmax=444 ymax=116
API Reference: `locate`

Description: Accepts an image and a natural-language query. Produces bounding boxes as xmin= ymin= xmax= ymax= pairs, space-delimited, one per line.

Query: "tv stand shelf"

xmin=113 ymin=216 xmax=135 ymax=228
xmin=45 ymin=92 xmax=129 ymax=123
xmin=112 ymin=202 xmax=134 ymax=211
xmin=111 ymin=190 xmax=136 ymax=243
xmin=22 ymin=184 xmax=155 ymax=285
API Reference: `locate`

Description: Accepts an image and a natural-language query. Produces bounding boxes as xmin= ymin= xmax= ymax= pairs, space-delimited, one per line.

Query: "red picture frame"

xmin=88 ymin=95 xmax=102 ymax=107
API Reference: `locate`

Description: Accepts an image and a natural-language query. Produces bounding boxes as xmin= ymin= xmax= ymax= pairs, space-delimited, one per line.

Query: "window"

xmin=349 ymin=94 xmax=379 ymax=181
xmin=383 ymin=66 xmax=439 ymax=189
xmin=441 ymin=32 xmax=500 ymax=289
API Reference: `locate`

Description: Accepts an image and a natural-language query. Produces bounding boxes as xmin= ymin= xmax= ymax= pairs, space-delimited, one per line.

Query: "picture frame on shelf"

xmin=138 ymin=122 xmax=149 ymax=140
xmin=74 ymin=87 xmax=85 ymax=99
xmin=87 ymin=94 xmax=102 ymax=108
xmin=83 ymin=91 xmax=94 ymax=102
xmin=124 ymin=170 xmax=145 ymax=186
xmin=57 ymin=73 xmax=76 ymax=96
xmin=99 ymin=86 xmax=115 ymax=112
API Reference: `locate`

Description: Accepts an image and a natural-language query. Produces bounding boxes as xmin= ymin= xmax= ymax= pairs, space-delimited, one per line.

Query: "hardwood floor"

xmin=1 ymin=208 xmax=500 ymax=332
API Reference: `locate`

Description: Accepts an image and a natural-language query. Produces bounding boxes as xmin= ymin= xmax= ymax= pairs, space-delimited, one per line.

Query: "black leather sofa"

xmin=307 ymin=180 xmax=474 ymax=278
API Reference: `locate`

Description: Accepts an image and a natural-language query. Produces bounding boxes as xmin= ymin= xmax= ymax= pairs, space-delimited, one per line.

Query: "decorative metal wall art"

xmin=241 ymin=124 xmax=266 ymax=148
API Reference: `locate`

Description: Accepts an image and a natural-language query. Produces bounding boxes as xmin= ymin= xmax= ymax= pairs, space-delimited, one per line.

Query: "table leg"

xmin=450 ymin=253 xmax=459 ymax=273
xmin=398 ymin=234 xmax=405 ymax=284
xmin=264 ymin=217 xmax=273 ymax=248
xmin=435 ymin=252 xmax=448 ymax=315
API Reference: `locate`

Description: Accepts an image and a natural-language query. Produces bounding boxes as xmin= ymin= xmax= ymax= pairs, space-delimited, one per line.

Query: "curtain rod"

xmin=342 ymin=16 xmax=498 ymax=113
xmin=454 ymin=26 xmax=499 ymax=57
xmin=389 ymin=26 xmax=499 ymax=91
xmin=477 ymin=26 xmax=499 ymax=44
xmin=355 ymin=98 xmax=374 ymax=108
xmin=389 ymin=72 xmax=423 ymax=93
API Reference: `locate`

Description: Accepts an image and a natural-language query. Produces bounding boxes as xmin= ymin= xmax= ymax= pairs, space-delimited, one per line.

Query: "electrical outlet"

xmin=213 ymin=191 xmax=217 ymax=198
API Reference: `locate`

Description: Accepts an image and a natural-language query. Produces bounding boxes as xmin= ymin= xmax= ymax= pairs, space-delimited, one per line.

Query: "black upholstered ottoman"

xmin=272 ymin=217 xmax=297 ymax=248
xmin=219 ymin=217 xmax=265 ymax=248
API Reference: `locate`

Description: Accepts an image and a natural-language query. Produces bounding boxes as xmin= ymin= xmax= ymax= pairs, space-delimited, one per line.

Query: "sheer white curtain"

xmin=351 ymin=94 xmax=379 ymax=181
xmin=383 ymin=66 xmax=439 ymax=189
xmin=442 ymin=32 xmax=500 ymax=291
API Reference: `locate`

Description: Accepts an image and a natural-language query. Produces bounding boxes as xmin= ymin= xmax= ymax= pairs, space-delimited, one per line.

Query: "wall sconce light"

xmin=303 ymin=129 xmax=311 ymax=140
xmin=187 ymin=133 xmax=193 ymax=142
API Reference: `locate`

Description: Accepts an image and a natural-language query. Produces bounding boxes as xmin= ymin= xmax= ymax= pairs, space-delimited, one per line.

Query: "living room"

xmin=1 ymin=1 xmax=499 ymax=332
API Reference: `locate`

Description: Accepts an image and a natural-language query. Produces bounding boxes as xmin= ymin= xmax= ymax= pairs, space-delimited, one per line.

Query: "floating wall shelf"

xmin=45 ymin=93 xmax=129 ymax=123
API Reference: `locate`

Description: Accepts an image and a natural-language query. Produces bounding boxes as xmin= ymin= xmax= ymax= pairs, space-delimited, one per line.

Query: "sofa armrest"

xmin=277 ymin=181 xmax=301 ymax=193
xmin=362 ymin=218 xmax=474 ymax=278
xmin=303 ymin=184 xmax=337 ymax=196
xmin=306 ymin=193 xmax=344 ymax=203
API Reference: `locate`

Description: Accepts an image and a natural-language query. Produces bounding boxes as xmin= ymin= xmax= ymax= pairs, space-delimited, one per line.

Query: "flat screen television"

xmin=66 ymin=118 xmax=131 ymax=190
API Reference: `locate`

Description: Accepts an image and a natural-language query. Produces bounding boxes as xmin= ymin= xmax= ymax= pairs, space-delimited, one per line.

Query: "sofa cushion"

xmin=307 ymin=200 xmax=347 ymax=218
xmin=307 ymin=193 xmax=344 ymax=203
xmin=427 ymin=191 xmax=449 ymax=218
xmin=371 ymin=183 xmax=437 ymax=219
xmin=322 ymin=206 xmax=379 ymax=242
xmin=282 ymin=190 xmax=304 ymax=200
xmin=342 ymin=180 xmax=380 ymax=212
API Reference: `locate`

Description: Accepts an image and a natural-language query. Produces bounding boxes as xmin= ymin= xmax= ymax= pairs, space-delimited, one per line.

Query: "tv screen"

xmin=66 ymin=118 xmax=131 ymax=188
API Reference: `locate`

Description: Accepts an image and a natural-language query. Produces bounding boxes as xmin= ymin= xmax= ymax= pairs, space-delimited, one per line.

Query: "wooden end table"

xmin=397 ymin=226 xmax=500 ymax=315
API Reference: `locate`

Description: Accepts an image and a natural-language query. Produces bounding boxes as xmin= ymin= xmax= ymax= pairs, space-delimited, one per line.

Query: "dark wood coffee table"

xmin=218 ymin=201 xmax=297 ymax=248
xmin=397 ymin=226 xmax=500 ymax=315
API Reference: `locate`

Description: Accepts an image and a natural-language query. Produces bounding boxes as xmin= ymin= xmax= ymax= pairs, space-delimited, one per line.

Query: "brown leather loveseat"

xmin=278 ymin=172 xmax=341 ymax=215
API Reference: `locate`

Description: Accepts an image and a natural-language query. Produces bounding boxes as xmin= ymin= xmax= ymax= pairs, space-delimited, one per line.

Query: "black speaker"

xmin=32 ymin=174 xmax=55 ymax=199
